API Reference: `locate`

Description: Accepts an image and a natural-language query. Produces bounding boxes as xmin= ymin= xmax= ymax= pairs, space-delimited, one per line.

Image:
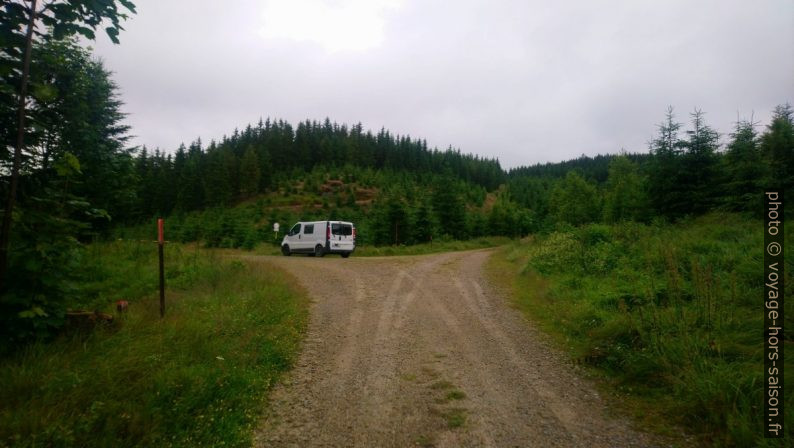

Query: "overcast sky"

xmin=90 ymin=0 xmax=793 ymax=169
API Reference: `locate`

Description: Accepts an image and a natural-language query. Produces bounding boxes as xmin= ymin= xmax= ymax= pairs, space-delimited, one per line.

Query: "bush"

xmin=505 ymin=213 xmax=794 ymax=446
xmin=0 ymin=242 xmax=309 ymax=447
xmin=527 ymin=231 xmax=579 ymax=275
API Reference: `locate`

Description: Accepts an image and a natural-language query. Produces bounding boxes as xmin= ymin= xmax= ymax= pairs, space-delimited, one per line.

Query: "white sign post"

xmin=273 ymin=222 xmax=280 ymax=240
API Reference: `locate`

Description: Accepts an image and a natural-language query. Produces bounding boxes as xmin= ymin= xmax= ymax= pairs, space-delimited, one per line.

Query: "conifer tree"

xmin=760 ymin=104 xmax=794 ymax=194
xmin=239 ymin=146 xmax=261 ymax=198
xmin=722 ymin=119 xmax=768 ymax=211
xmin=647 ymin=107 xmax=686 ymax=218
xmin=603 ymin=156 xmax=649 ymax=222
xmin=680 ymin=109 xmax=720 ymax=214
xmin=203 ymin=147 xmax=232 ymax=206
xmin=432 ymin=177 xmax=466 ymax=239
xmin=548 ymin=171 xmax=601 ymax=225
xmin=411 ymin=200 xmax=436 ymax=243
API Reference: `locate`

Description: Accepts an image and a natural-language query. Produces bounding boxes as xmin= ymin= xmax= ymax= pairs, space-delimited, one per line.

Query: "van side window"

xmin=304 ymin=224 xmax=314 ymax=234
xmin=289 ymin=224 xmax=301 ymax=236
xmin=341 ymin=224 xmax=352 ymax=236
xmin=331 ymin=223 xmax=341 ymax=235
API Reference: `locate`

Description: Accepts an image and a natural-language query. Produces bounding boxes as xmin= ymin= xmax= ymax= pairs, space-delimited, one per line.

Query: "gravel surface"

xmin=253 ymin=249 xmax=667 ymax=447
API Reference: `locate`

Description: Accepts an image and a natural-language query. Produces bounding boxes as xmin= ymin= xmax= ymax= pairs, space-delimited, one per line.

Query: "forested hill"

xmin=134 ymin=119 xmax=654 ymax=221
xmin=134 ymin=104 xmax=794 ymax=243
xmin=135 ymin=118 xmax=505 ymax=217
xmin=509 ymin=152 xmax=651 ymax=183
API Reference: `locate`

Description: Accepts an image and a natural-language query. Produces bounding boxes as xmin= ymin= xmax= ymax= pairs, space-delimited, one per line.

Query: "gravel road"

xmin=253 ymin=249 xmax=665 ymax=447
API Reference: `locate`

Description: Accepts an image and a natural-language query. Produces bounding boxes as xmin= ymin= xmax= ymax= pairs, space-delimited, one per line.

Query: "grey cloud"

xmin=93 ymin=0 xmax=793 ymax=168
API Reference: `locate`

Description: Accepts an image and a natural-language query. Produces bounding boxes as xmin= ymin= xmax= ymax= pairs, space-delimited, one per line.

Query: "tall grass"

xmin=491 ymin=213 xmax=792 ymax=447
xmin=337 ymin=236 xmax=510 ymax=257
xmin=252 ymin=236 xmax=511 ymax=257
xmin=0 ymin=241 xmax=308 ymax=447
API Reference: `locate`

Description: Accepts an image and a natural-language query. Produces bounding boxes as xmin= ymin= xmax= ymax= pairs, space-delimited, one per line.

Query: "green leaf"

xmin=18 ymin=306 xmax=48 ymax=319
xmin=54 ymin=152 xmax=82 ymax=177
xmin=31 ymin=82 xmax=58 ymax=103
xmin=105 ymin=26 xmax=119 ymax=44
xmin=119 ymin=0 xmax=137 ymax=14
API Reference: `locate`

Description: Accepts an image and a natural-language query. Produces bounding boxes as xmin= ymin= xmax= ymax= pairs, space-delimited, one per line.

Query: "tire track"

xmin=253 ymin=251 xmax=670 ymax=448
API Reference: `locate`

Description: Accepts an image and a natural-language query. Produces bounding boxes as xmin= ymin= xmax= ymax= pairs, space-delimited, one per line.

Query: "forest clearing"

xmin=1 ymin=0 xmax=791 ymax=447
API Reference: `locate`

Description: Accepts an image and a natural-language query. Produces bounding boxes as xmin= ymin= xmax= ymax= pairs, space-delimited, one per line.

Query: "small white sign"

xmin=273 ymin=222 xmax=280 ymax=232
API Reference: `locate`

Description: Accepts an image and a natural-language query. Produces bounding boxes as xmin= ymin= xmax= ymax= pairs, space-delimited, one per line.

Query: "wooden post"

xmin=158 ymin=218 xmax=165 ymax=318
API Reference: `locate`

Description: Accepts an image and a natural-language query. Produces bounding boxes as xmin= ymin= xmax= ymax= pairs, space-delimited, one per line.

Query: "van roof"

xmin=295 ymin=220 xmax=353 ymax=224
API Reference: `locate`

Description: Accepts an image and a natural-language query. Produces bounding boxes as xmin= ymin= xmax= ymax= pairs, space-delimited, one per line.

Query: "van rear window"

xmin=304 ymin=224 xmax=314 ymax=234
xmin=330 ymin=223 xmax=353 ymax=236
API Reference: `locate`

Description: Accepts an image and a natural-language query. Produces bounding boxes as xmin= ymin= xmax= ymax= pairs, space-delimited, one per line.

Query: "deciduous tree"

xmin=0 ymin=0 xmax=136 ymax=290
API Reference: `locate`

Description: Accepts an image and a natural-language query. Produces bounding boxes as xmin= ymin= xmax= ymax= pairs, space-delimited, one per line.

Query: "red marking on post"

xmin=157 ymin=218 xmax=164 ymax=244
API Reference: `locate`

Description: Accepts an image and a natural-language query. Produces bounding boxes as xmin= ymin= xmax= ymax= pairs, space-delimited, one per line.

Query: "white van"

xmin=281 ymin=221 xmax=356 ymax=258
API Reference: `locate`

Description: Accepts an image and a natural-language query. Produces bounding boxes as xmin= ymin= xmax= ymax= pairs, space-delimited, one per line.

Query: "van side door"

xmin=298 ymin=223 xmax=315 ymax=251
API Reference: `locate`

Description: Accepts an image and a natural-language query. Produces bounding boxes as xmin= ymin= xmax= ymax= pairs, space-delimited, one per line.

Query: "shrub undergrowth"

xmin=0 ymin=241 xmax=308 ymax=447
xmin=493 ymin=213 xmax=793 ymax=447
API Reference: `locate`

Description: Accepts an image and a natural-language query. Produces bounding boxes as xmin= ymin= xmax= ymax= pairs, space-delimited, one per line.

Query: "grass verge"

xmin=0 ymin=241 xmax=309 ymax=447
xmin=487 ymin=213 xmax=793 ymax=447
xmin=256 ymin=236 xmax=511 ymax=258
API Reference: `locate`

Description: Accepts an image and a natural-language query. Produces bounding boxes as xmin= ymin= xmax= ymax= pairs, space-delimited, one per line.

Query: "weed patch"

xmin=490 ymin=213 xmax=793 ymax=447
xmin=0 ymin=241 xmax=309 ymax=447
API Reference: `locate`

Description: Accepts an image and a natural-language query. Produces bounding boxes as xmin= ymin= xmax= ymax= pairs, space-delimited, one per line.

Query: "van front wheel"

xmin=315 ymin=244 xmax=326 ymax=257
xmin=281 ymin=245 xmax=291 ymax=256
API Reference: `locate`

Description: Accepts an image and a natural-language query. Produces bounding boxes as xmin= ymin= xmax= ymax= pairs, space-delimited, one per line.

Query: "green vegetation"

xmin=0 ymin=0 xmax=139 ymax=343
xmin=3 ymin=32 xmax=790 ymax=343
xmin=0 ymin=241 xmax=308 ymax=447
xmin=253 ymin=235 xmax=505 ymax=258
xmin=353 ymin=237 xmax=509 ymax=257
xmin=414 ymin=434 xmax=435 ymax=447
xmin=1 ymin=3 xmax=792 ymax=445
xmin=133 ymin=120 xmax=503 ymax=218
xmin=490 ymin=214 xmax=793 ymax=447
xmin=430 ymin=380 xmax=455 ymax=390
xmin=440 ymin=408 xmax=467 ymax=428
xmin=445 ymin=390 xmax=467 ymax=401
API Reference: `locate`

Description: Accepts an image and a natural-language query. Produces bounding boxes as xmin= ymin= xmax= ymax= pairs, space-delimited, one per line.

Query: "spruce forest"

xmin=0 ymin=1 xmax=792 ymax=447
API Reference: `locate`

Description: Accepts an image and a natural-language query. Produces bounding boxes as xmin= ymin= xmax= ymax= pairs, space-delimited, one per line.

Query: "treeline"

xmin=139 ymin=105 xmax=794 ymax=250
xmin=356 ymin=172 xmax=532 ymax=245
xmin=133 ymin=164 xmax=532 ymax=250
xmin=507 ymin=106 xmax=794 ymax=227
xmin=1 ymin=29 xmax=792 ymax=344
xmin=133 ymin=118 xmax=505 ymax=218
xmin=149 ymin=100 xmax=794 ymax=252
xmin=509 ymin=152 xmax=650 ymax=183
